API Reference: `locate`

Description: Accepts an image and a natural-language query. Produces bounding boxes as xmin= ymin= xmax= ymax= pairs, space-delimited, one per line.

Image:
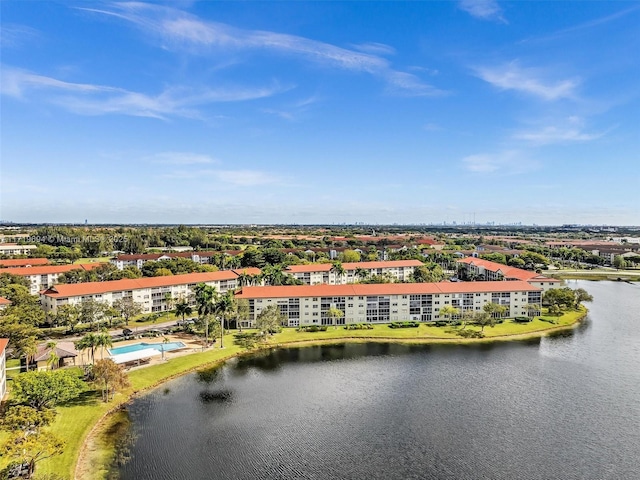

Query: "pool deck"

xmin=72 ymin=333 xmax=208 ymax=370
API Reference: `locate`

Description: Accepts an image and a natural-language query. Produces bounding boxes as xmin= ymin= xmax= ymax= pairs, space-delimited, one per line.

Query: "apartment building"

xmin=457 ymin=257 xmax=560 ymax=292
xmin=0 ymin=244 xmax=37 ymax=256
xmin=0 ymin=297 xmax=11 ymax=310
xmin=0 ymin=258 xmax=49 ymax=268
xmin=235 ymin=281 xmax=542 ymax=328
xmin=40 ymin=268 xmax=261 ymax=314
xmin=284 ymin=260 xmax=423 ymax=285
xmin=110 ymin=251 xmax=221 ymax=270
xmin=3 ymin=263 xmax=106 ymax=294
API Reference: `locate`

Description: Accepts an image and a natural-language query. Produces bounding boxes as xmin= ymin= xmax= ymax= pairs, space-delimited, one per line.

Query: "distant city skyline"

xmin=1 ymin=1 xmax=639 ymax=225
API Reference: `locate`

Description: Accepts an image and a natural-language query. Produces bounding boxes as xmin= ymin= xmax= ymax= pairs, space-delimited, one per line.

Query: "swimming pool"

xmin=109 ymin=342 xmax=187 ymax=356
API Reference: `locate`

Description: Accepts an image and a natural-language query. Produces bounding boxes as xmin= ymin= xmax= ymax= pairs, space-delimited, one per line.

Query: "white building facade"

xmin=284 ymin=260 xmax=423 ymax=285
xmin=235 ymin=281 xmax=542 ymax=328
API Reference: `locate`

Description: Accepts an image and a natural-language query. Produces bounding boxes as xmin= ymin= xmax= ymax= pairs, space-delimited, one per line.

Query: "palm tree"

xmin=330 ymin=261 xmax=346 ymax=285
xmin=194 ymin=283 xmax=219 ymax=348
xmin=164 ymin=292 xmax=175 ymax=322
xmin=355 ymin=267 xmax=369 ymax=283
xmin=525 ymin=303 xmax=541 ymax=319
xmin=237 ymin=270 xmax=253 ymax=287
xmin=215 ymin=292 xmax=236 ymax=348
xmin=75 ymin=333 xmax=99 ymax=364
xmin=174 ymin=298 xmax=193 ymax=323
xmin=22 ymin=342 xmax=38 ymax=373
xmin=46 ymin=341 xmax=59 ymax=370
xmin=95 ymin=331 xmax=113 ymax=360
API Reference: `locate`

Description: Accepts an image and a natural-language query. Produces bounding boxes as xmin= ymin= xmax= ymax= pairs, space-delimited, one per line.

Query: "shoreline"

xmin=75 ymin=309 xmax=587 ymax=479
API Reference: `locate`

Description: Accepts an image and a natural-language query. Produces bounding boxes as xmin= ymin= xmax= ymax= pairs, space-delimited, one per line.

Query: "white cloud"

xmin=459 ymin=0 xmax=506 ymax=23
xmin=147 ymin=152 xmax=218 ymax=165
xmin=351 ymin=42 xmax=396 ymax=56
xmin=82 ymin=3 xmax=444 ymax=97
xmin=474 ymin=62 xmax=579 ymax=100
xmin=1 ymin=66 xmax=286 ymax=119
xmin=514 ymin=126 xmax=605 ymax=145
xmin=212 ymin=169 xmax=279 ymax=186
xmin=0 ymin=24 xmax=41 ymax=48
xmin=462 ymin=150 xmax=540 ymax=175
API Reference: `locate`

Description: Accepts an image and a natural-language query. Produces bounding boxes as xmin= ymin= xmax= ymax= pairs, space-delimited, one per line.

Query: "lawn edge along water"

xmin=72 ymin=308 xmax=586 ymax=480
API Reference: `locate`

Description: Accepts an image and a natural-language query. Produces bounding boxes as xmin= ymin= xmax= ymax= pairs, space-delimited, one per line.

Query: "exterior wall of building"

xmin=241 ymin=287 xmax=540 ymax=328
xmin=41 ymin=278 xmax=238 ymax=314
xmin=288 ymin=264 xmax=418 ymax=285
xmin=0 ymin=244 xmax=37 ymax=255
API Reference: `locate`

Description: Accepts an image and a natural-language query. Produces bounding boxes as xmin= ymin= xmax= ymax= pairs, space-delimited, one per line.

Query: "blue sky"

xmin=1 ymin=1 xmax=639 ymax=225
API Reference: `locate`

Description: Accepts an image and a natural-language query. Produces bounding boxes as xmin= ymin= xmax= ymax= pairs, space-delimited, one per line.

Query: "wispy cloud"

xmin=522 ymin=5 xmax=640 ymax=44
xmin=161 ymin=168 xmax=281 ymax=186
xmin=146 ymin=152 xmax=218 ymax=165
xmin=1 ymin=66 xmax=286 ymax=119
xmin=513 ymin=118 xmax=608 ymax=145
xmin=459 ymin=0 xmax=506 ymax=23
xmin=474 ymin=61 xmax=579 ymax=101
xmin=462 ymin=150 xmax=540 ymax=175
xmin=81 ymin=2 xmax=443 ymax=97
xmin=0 ymin=24 xmax=41 ymax=48
xmin=351 ymin=42 xmax=396 ymax=56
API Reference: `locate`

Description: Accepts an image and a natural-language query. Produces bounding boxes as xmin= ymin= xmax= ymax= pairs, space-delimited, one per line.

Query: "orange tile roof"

xmin=2 ymin=263 xmax=107 ymax=276
xmin=285 ymin=260 xmax=423 ymax=274
xmin=0 ymin=258 xmax=49 ymax=268
xmin=236 ymin=280 xmax=539 ymax=299
xmin=40 ymin=269 xmax=257 ymax=298
xmin=0 ymin=297 xmax=11 ymax=305
xmin=457 ymin=257 xmax=559 ymax=282
xmin=0 ymin=338 xmax=8 ymax=355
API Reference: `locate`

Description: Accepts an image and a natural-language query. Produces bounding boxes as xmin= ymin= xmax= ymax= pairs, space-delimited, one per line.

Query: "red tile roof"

xmin=285 ymin=260 xmax=423 ymax=274
xmin=40 ymin=268 xmax=261 ymax=298
xmin=236 ymin=280 xmax=539 ymax=299
xmin=2 ymin=263 xmax=107 ymax=276
xmin=0 ymin=297 xmax=11 ymax=305
xmin=0 ymin=258 xmax=49 ymax=268
xmin=0 ymin=338 xmax=8 ymax=355
xmin=457 ymin=257 xmax=559 ymax=283
xmin=114 ymin=251 xmax=222 ymax=261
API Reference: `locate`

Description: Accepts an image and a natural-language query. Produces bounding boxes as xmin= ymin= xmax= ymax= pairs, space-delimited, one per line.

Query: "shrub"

xmin=296 ymin=325 xmax=328 ymax=332
xmin=389 ymin=321 xmax=420 ymax=329
xmin=513 ymin=317 xmax=531 ymax=323
xmin=456 ymin=329 xmax=484 ymax=338
xmin=344 ymin=323 xmax=374 ymax=330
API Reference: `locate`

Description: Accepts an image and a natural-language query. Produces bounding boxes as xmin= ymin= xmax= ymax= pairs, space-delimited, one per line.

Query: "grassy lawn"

xmin=73 ymin=257 xmax=111 ymax=264
xmin=17 ymin=308 xmax=586 ymax=480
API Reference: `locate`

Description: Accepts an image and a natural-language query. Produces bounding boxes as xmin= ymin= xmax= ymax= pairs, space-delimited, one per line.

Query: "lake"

xmin=117 ymin=280 xmax=640 ymax=480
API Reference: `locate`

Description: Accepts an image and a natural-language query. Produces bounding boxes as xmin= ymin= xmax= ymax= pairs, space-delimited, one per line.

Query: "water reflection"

xmin=117 ymin=281 xmax=640 ymax=480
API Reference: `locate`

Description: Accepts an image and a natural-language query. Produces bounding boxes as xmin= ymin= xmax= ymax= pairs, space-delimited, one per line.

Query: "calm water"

xmin=117 ymin=281 xmax=640 ymax=480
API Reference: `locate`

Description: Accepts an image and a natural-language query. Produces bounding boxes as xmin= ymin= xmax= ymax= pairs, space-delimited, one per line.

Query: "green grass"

xmin=73 ymin=257 xmax=111 ymax=264
xmin=25 ymin=308 xmax=586 ymax=480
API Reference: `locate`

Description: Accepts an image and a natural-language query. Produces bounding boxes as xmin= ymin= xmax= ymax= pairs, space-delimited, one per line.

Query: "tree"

xmin=45 ymin=341 xmax=59 ymax=370
xmin=255 ymin=304 xmax=284 ymax=335
xmin=327 ymin=307 xmax=344 ymax=327
xmin=483 ymin=302 xmax=508 ymax=319
xmin=95 ymin=331 xmax=113 ymax=360
xmin=411 ymin=263 xmax=444 ymax=283
xmin=75 ymin=333 xmax=99 ymax=364
xmin=573 ymin=288 xmax=593 ymax=309
xmin=215 ymin=291 xmax=237 ymax=348
xmin=473 ymin=311 xmax=496 ymax=332
xmin=543 ymin=287 xmax=576 ymax=311
xmin=164 ymin=292 xmax=175 ymax=321
xmin=91 ymin=359 xmax=130 ymax=402
xmin=0 ymin=316 xmax=38 ymax=368
xmin=525 ymin=303 xmax=541 ymax=319
xmin=235 ymin=299 xmax=250 ymax=332
xmin=194 ymin=283 xmax=219 ymax=347
xmin=113 ymin=297 xmax=143 ymax=325
xmin=79 ymin=299 xmax=108 ymax=328
xmin=174 ymin=298 xmax=193 ymax=323
xmin=341 ymin=249 xmax=361 ymax=263
xmin=11 ymin=370 xmax=85 ymax=410
xmin=3 ymin=430 xmax=65 ymax=479
xmin=438 ymin=305 xmax=460 ymax=323
xmin=613 ymin=255 xmax=627 ymax=270
xmin=330 ymin=261 xmax=346 ymax=284
xmin=1 ymin=405 xmax=56 ymax=440
xmin=54 ymin=304 xmax=81 ymax=332
xmin=354 ymin=267 xmax=369 ymax=283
